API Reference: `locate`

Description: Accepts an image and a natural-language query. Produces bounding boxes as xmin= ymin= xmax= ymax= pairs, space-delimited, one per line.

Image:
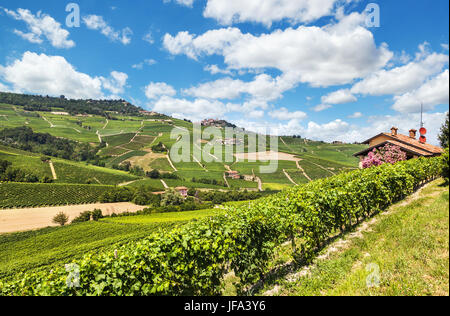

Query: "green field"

xmin=0 ymin=208 xmax=219 ymax=281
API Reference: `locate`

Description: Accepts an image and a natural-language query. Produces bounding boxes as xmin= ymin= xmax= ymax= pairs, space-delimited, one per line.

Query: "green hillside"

xmin=0 ymin=99 xmax=368 ymax=210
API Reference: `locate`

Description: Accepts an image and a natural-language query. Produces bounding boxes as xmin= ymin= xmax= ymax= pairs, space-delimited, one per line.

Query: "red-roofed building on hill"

xmin=354 ymin=127 xmax=444 ymax=168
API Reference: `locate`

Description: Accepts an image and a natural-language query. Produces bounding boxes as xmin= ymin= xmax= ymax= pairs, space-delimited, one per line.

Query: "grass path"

xmin=48 ymin=161 xmax=57 ymax=180
xmin=296 ymin=160 xmax=312 ymax=182
xmin=254 ymin=179 xmax=449 ymax=296
xmin=283 ymin=169 xmax=297 ymax=185
xmin=160 ymin=179 xmax=169 ymax=189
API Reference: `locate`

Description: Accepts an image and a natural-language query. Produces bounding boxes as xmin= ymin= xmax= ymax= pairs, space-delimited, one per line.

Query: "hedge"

xmin=0 ymin=157 xmax=442 ymax=296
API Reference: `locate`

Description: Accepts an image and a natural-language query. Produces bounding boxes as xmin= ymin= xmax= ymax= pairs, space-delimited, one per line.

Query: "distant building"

xmin=201 ymin=119 xmax=236 ymax=128
xmin=353 ymin=127 xmax=444 ymax=167
xmin=175 ymin=186 xmax=189 ymax=198
xmin=51 ymin=111 xmax=69 ymax=116
xmin=139 ymin=110 xmax=159 ymax=116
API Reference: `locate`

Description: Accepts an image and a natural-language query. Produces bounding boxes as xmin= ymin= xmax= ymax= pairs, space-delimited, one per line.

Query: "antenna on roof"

xmin=419 ymin=102 xmax=427 ymax=144
xmin=420 ymin=102 xmax=424 ymax=128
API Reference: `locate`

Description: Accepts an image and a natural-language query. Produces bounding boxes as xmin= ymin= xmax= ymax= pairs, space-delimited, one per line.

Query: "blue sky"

xmin=0 ymin=0 xmax=448 ymax=144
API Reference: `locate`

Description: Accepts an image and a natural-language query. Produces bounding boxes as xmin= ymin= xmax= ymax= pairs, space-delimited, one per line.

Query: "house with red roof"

xmin=354 ymin=127 xmax=444 ymax=168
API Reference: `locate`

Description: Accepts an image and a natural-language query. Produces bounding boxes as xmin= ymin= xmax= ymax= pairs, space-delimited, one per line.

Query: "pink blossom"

xmin=362 ymin=144 xmax=407 ymax=169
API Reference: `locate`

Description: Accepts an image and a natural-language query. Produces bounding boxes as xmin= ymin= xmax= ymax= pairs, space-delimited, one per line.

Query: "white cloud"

xmin=248 ymin=110 xmax=265 ymax=119
xmin=184 ymin=73 xmax=296 ymax=102
xmin=351 ymin=51 xmax=449 ymax=96
xmin=145 ymin=82 xmax=177 ymax=100
xmin=132 ymin=59 xmax=157 ymax=69
xmin=100 ymin=71 xmax=128 ymax=95
xmin=204 ymin=65 xmax=232 ymax=75
xmin=442 ymin=43 xmax=449 ymax=51
xmin=203 ymin=0 xmax=356 ymax=27
xmin=269 ymin=107 xmax=307 ymax=121
xmin=392 ymin=69 xmax=449 ymax=113
xmin=3 ymin=8 xmax=75 ymax=48
xmin=143 ymin=31 xmax=154 ymax=44
xmin=152 ymin=96 xmax=226 ymax=122
xmin=312 ymin=104 xmax=332 ymax=112
xmin=233 ymin=112 xmax=446 ymax=145
xmin=348 ymin=112 xmax=363 ymax=119
xmin=163 ymin=0 xmax=195 ymax=7
xmin=83 ymin=15 xmax=132 ymax=45
xmin=321 ymin=89 xmax=357 ymax=104
xmin=164 ymin=12 xmax=393 ymax=87
xmin=0 ymin=52 xmax=106 ymax=99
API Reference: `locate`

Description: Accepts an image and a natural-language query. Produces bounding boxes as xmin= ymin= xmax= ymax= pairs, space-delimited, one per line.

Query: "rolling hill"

xmin=0 ymin=96 xmax=368 ymax=208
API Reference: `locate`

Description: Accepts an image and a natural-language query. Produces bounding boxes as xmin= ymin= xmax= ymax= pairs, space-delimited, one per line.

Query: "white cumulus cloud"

xmin=321 ymin=89 xmax=357 ymax=104
xmin=145 ymin=82 xmax=177 ymax=100
xmin=0 ymin=52 xmax=129 ymax=99
xmin=269 ymin=107 xmax=307 ymax=121
xmin=392 ymin=69 xmax=449 ymax=113
xmin=83 ymin=15 xmax=132 ymax=45
xmin=164 ymin=13 xmax=393 ymax=87
xmin=3 ymin=8 xmax=75 ymax=48
xmin=203 ymin=0 xmax=357 ymax=27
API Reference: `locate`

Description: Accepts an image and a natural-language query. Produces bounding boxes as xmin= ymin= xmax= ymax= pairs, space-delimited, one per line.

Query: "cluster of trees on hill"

xmin=196 ymin=190 xmax=262 ymax=204
xmin=191 ymin=177 xmax=227 ymax=187
xmin=0 ymin=127 xmax=103 ymax=161
xmin=0 ymin=159 xmax=52 ymax=183
xmin=0 ymin=92 xmax=141 ymax=116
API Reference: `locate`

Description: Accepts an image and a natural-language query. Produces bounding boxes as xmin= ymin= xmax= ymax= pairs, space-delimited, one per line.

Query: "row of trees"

xmin=0 ymin=159 xmax=53 ymax=183
xmin=0 ymin=92 xmax=141 ymax=116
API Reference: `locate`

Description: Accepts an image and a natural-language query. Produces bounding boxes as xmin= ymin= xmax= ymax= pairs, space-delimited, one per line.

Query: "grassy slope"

xmin=253 ymin=180 xmax=449 ymax=296
xmin=0 ymin=208 xmax=218 ymax=281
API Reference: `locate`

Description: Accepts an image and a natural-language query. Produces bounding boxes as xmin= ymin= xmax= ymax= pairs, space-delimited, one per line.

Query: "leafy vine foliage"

xmin=0 ymin=157 xmax=442 ymax=296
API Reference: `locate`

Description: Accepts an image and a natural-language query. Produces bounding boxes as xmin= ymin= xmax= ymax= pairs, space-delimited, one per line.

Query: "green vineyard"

xmin=0 ymin=157 xmax=443 ymax=296
xmin=0 ymin=183 xmax=118 ymax=209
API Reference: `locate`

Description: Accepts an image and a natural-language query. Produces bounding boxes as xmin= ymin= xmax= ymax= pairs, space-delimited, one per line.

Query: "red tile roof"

xmin=355 ymin=132 xmax=444 ymax=157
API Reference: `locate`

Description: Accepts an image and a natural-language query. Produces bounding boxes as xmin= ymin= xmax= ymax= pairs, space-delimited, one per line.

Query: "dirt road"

xmin=0 ymin=202 xmax=146 ymax=234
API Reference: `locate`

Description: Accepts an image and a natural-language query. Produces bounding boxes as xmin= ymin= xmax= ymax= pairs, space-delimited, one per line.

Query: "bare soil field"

xmin=0 ymin=202 xmax=145 ymax=234
xmin=125 ymin=149 xmax=167 ymax=172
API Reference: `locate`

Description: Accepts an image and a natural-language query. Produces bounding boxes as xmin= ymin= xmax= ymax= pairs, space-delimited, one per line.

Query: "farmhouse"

xmin=226 ymin=171 xmax=241 ymax=180
xmin=175 ymin=186 xmax=189 ymax=197
xmin=353 ymin=127 xmax=444 ymax=166
xmin=51 ymin=111 xmax=69 ymax=116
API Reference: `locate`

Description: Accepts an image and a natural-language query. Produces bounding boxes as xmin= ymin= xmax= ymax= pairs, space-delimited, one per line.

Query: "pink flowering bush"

xmin=362 ymin=144 xmax=407 ymax=169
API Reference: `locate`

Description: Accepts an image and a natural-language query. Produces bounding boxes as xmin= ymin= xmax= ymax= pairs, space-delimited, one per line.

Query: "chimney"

xmin=391 ymin=127 xmax=398 ymax=136
xmin=409 ymin=129 xmax=417 ymax=139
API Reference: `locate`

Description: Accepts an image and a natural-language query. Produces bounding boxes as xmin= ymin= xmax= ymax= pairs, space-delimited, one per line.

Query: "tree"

xmin=160 ymin=189 xmax=184 ymax=207
xmin=441 ymin=148 xmax=449 ymax=184
xmin=147 ymin=169 xmax=161 ymax=179
xmin=438 ymin=112 xmax=449 ymax=148
xmin=362 ymin=144 xmax=407 ymax=169
xmin=53 ymin=212 xmax=69 ymax=226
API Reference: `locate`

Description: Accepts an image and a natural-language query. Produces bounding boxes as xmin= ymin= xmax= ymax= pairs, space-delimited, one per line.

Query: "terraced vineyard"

xmin=0 ymin=183 xmax=117 ymax=209
xmin=1 ymin=102 xmax=367 ymax=206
